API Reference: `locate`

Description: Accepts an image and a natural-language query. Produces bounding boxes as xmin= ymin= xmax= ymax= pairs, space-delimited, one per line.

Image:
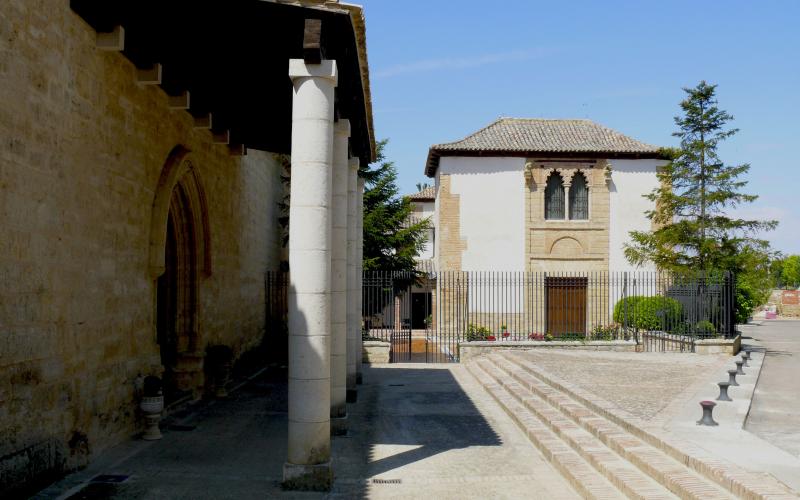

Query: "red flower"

xmin=502 ymin=332 xmax=510 ymax=338
xmin=487 ymin=335 xmax=496 ymax=341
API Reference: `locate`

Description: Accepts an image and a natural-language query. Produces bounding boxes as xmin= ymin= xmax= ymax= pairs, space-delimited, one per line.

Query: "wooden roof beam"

xmin=212 ymin=130 xmax=230 ymax=145
xmin=136 ymin=64 xmax=162 ymax=85
xmin=303 ymin=18 xmax=323 ymax=64
xmin=168 ymin=91 xmax=190 ymax=110
xmin=193 ymin=113 xmax=212 ymax=130
xmin=96 ymin=25 xmax=124 ymax=51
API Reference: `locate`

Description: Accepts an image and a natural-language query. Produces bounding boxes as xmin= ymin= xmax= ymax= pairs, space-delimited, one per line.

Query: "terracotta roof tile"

xmin=425 ymin=118 xmax=662 ymax=176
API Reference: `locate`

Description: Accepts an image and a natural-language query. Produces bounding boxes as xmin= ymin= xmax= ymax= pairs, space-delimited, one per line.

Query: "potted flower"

xmin=528 ymin=332 xmax=544 ymax=341
xmin=500 ymin=324 xmax=510 ymax=339
xmin=486 ymin=335 xmax=497 ymax=342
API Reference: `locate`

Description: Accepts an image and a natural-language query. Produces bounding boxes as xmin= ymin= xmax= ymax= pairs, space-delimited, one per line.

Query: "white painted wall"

xmin=411 ymin=201 xmax=436 ymax=259
xmin=440 ymin=156 xmax=526 ymax=271
xmin=608 ymin=159 xmax=666 ymax=272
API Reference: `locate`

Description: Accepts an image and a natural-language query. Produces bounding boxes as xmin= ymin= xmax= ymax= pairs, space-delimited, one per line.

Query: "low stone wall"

xmin=694 ymin=334 xmax=741 ymax=355
xmin=458 ymin=340 xmax=637 ymax=362
xmin=362 ymin=341 xmax=390 ymax=364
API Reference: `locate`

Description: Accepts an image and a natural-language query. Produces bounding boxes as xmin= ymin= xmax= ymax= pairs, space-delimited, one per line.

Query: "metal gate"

xmin=362 ymin=271 xmax=435 ymax=362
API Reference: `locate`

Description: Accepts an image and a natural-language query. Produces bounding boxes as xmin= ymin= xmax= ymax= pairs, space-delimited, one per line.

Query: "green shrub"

xmin=589 ymin=324 xmax=619 ymax=341
xmin=613 ymin=296 xmax=682 ymax=331
xmin=465 ymin=323 xmax=491 ymax=341
xmin=694 ymin=320 xmax=717 ymax=337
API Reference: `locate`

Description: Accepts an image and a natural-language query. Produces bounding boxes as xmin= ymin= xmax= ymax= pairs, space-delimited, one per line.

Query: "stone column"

xmin=330 ymin=119 xmax=350 ymax=434
xmin=284 ymin=58 xmax=336 ymax=487
xmin=356 ymin=177 xmax=365 ymax=383
xmin=346 ymin=157 xmax=358 ymax=402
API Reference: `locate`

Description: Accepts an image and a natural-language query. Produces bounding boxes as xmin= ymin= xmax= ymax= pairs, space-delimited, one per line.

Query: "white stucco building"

xmin=412 ymin=118 xmax=668 ymax=336
xmin=423 ymin=118 xmax=666 ymax=275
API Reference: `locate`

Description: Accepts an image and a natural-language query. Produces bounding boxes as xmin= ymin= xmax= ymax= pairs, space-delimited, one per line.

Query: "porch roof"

xmin=70 ymin=0 xmax=375 ymax=165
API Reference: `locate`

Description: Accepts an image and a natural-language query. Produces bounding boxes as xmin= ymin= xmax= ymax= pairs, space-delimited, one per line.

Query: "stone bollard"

xmin=727 ymin=369 xmax=739 ymax=386
xmin=735 ymin=360 xmax=746 ymax=375
xmin=717 ymin=382 xmax=732 ymax=401
xmin=742 ymin=349 xmax=751 ymax=361
xmin=740 ymin=352 xmax=749 ymax=367
xmin=697 ymin=400 xmax=719 ymax=426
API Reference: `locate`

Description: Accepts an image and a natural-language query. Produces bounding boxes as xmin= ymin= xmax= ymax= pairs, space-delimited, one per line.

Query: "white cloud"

xmin=373 ymin=48 xmax=553 ymax=79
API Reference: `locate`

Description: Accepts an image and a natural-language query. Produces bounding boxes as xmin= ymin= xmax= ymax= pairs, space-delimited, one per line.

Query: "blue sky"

xmin=358 ymin=0 xmax=800 ymax=254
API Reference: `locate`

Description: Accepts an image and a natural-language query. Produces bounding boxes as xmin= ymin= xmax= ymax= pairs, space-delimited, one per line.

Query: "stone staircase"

xmin=465 ymin=352 xmax=797 ymax=500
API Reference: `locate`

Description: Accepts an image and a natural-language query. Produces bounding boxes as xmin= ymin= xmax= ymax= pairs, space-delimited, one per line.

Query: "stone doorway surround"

xmin=150 ymin=146 xmax=211 ymax=397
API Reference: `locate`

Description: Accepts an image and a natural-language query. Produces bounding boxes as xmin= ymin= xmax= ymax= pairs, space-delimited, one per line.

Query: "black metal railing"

xmin=363 ymin=270 xmax=736 ymax=362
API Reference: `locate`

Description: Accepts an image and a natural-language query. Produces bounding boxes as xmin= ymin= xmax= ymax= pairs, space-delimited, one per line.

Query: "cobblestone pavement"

xmin=513 ymin=350 xmax=729 ymax=421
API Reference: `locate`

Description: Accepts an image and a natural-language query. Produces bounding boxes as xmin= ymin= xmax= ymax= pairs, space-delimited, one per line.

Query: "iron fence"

xmin=363 ymin=270 xmax=736 ymax=362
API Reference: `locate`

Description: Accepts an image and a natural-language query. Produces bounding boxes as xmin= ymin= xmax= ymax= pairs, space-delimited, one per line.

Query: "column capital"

xmin=348 ymin=157 xmax=360 ymax=171
xmin=288 ymin=59 xmax=338 ymax=85
xmin=334 ymin=119 xmax=351 ymax=137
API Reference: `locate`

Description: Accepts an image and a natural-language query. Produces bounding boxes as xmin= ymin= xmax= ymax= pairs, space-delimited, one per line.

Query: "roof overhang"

xmin=70 ymin=0 xmax=375 ymax=165
xmin=425 ymin=149 xmax=667 ymax=177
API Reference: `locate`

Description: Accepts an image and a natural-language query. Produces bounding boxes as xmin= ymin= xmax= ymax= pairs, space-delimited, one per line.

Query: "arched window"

xmin=569 ymin=172 xmax=589 ymax=220
xmin=545 ymin=172 xmax=565 ymax=220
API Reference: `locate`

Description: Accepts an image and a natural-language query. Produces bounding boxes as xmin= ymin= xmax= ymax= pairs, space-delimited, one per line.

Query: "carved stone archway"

xmin=149 ymin=146 xmax=211 ymax=398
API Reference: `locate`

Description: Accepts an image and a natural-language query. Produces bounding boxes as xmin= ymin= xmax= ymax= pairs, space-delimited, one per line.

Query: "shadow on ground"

xmin=35 ymin=364 xmax=502 ymax=499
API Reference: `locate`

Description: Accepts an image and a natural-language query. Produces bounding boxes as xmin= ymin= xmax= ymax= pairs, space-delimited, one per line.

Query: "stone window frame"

xmin=537 ymin=166 xmax=593 ymax=224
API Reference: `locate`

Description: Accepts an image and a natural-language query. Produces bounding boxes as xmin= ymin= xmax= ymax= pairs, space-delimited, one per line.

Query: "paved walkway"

xmin=744 ymin=320 xmax=800 ymax=458
xmin=37 ymin=364 xmax=578 ymax=499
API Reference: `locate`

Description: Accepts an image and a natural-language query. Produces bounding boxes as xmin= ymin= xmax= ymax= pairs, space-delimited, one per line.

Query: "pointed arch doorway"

xmin=150 ymin=147 xmax=211 ymax=401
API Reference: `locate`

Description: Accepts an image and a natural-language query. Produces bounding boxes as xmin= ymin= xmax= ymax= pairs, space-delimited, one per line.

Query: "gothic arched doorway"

xmin=149 ymin=147 xmax=211 ymax=401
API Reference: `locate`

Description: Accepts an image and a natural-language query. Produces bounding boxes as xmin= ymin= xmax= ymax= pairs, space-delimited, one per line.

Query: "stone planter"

xmin=362 ymin=340 xmax=390 ymax=364
xmin=694 ymin=334 xmax=741 ymax=355
xmin=140 ymin=395 xmax=164 ymax=440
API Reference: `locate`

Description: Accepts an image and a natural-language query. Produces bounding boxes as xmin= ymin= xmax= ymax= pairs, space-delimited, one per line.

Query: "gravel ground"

xmin=515 ymin=350 xmax=728 ymax=421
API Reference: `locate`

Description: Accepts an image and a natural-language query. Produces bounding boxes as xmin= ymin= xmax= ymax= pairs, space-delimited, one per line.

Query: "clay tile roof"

xmin=425 ymin=118 xmax=663 ymax=176
xmin=407 ymin=186 xmax=436 ymax=201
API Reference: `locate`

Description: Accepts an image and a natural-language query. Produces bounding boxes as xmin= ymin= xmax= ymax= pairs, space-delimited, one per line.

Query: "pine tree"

xmin=361 ymin=139 xmax=430 ymax=272
xmin=625 ymin=81 xmax=777 ymax=273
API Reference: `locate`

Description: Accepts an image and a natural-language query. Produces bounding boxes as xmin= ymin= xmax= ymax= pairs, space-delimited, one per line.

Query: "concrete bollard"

xmin=740 ymin=352 xmax=749 ymax=367
xmin=742 ymin=349 xmax=751 ymax=361
xmin=727 ymin=369 xmax=739 ymax=386
xmin=735 ymin=360 xmax=745 ymax=376
xmin=717 ymin=381 xmax=732 ymax=401
xmin=697 ymin=400 xmax=719 ymax=426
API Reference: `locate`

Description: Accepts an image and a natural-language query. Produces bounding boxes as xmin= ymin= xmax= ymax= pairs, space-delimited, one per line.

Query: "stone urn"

xmin=140 ymin=376 xmax=164 ymax=440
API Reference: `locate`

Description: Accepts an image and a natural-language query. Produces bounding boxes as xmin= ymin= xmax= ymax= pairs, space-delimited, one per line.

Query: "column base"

xmin=346 ymin=389 xmax=358 ymax=403
xmin=356 ymin=372 xmax=363 ymax=385
xmin=282 ymin=461 xmax=332 ymax=491
xmin=330 ymin=414 xmax=348 ymax=436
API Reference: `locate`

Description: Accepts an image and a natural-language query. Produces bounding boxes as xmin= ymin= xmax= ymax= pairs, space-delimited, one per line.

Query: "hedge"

xmin=612 ymin=296 xmax=682 ymax=331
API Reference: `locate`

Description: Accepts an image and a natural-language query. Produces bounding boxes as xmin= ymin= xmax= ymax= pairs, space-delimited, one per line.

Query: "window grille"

xmin=569 ymin=172 xmax=589 ymax=220
xmin=545 ymin=172 xmax=565 ymax=220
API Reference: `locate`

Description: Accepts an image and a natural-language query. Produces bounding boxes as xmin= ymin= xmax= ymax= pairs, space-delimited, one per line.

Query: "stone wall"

xmin=0 ymin=2 xmax=283 ymax=495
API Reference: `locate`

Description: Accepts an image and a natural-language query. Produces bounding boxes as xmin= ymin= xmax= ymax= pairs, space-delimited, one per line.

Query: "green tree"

xmin=361 ymin=139 xmax=430 ymax=271
xmin=625 ymin=81 xmax=776 ymax=272
xmin=624 ymin=82 xmax=777 ymax=321
xmin=782 ymin=255 xmax=800 ymax=288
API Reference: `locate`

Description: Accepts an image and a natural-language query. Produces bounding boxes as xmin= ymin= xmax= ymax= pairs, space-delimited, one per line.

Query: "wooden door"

xmin=546 ymin=277 xmax=587 ymax=336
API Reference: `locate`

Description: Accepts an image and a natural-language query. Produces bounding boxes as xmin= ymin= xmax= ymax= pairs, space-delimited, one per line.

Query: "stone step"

xmin=500 ymin=352 xmax=798 ymax=500
xmin=465 ymin=361 xmax=626 ymax=500
xmin=472 ymin=358 xmax=678 ymax=500
xmin=481 ymin=354 xmax=734 ymax=500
